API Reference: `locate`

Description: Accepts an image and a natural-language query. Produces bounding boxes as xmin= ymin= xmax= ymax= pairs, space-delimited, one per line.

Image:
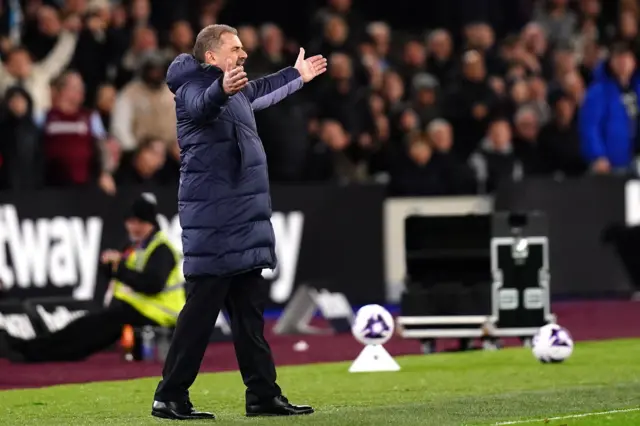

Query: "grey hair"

xmin=514 ymin=105 xmax=539 ymax=124
xmin=259 ymin=23 xmax=281 ymax=40
xmin=366 ymin=21 xmax=390 ymax=37
xmin=426 ymin=118 xmax=451 ymax=134
xmin=426 ymin=29 xmax=451 ymax=45
xmin=193 ymin=24 xmax=238 ymax=62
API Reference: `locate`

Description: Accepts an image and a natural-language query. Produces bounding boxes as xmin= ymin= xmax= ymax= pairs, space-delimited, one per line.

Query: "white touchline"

xmin=494 ymin=407 xmax=640 ymax=425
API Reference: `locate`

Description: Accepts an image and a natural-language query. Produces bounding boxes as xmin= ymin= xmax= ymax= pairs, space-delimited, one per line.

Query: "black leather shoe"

xmin=151 ymin=400 xmax=215 ymax=420
xmin=246 ymin=395 xmax=314 ymax=417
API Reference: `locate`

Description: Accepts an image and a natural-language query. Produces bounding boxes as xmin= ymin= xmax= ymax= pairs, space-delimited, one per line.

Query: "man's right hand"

xmin=592 ymin=158 xmax=611 ymax=175
xmin=222 ymin=59 xmax=248 ymax=95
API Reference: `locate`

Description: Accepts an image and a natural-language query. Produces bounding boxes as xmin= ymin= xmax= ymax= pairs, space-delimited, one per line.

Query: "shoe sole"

xmin=151 ymin=410 xmax=215 ymax=420
xmin=246 ymin=409 xmax=314 ymax=417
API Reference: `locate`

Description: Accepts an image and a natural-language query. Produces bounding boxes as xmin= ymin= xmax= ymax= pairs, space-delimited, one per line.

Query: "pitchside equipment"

xmin=273 ymin=285 xmax=354 ymax=335
xmin=397 ymin=212 xmax=554 ymax=353
xmin=349 ymin=304 xmax=400 ymax=372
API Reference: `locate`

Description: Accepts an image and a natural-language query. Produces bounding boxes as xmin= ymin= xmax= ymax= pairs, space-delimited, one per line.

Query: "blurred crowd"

xmin=0 ymin=0 xmax=639 ymax=196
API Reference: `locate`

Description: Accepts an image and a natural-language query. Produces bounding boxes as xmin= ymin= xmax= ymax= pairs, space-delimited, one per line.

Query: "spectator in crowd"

xmin=161 ymin=21 xmax=194 ymax=63
xmin=579 ymin=39 xmax=604 ymax=86
xmin=247 ymin=24 xmax=290 ymax=77
xmin=538 ymin=90 xmax=586 ymax=177
xmin=0 ymin=87 xmax=43 ymax=191
xmin=113 ymin=26 xmax=158 ymax=89
xmin=312 ymin=0 xmax=366 ymax=45
xmin=95 ymin=83 xmax=116 ymax=130
xmin=512 ymin=106 xmax=544 ymax=175
xmin=310 ymin=14 xmax=357 ymax=59
xmin=528 ymin=75 xmax=551 ymax=124
xmin=71 ymin=5 xmax=112 ymax=106
xmin=366 ymin=22 xmax=392 ymax=68
xmin=306 ymin=119 xmax=364 ymax=182
xmin=110 ymin=53 xmax=177 ymax=152
xmin=445 ymin=50 xmax=497 ymax=160
xmin=535 ymin=0 xmax=578 ymax=48
xmin=114 ymin=137 xmax=171 ymax=187
xmin=389 ymin=130 xmax=471 ymax=196
xmin=469 ymin=118 xmax=523 ymax=193
xmin=427 ymin=119 xmax=476 ymax=193
xmin=237 ymin=25 xmax=260 ymax=55
xmin=579 ymin=41 xmax=640 ymax=174
xmin=39 ymin=71 xmax=114 ymax=193
xmin=425 ymin=29 xmax=456 ymax=88
xmin=0 ymin=18 xmax=78 ymax=117
xmin=411 ymin=73 xmax=441 ymax=126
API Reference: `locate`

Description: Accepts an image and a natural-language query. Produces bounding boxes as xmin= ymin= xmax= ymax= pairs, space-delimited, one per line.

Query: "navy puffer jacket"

xmin=165 ymin=54 xmax=303 ymax=277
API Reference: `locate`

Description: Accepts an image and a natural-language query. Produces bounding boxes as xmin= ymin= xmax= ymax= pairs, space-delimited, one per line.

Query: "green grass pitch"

xmin=1 ymin=339 xmax=639 ymax=425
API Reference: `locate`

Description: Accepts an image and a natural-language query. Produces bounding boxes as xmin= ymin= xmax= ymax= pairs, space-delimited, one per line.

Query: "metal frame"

xmin=490 ymin=236 xmax=554 ymax=336
xmin=397 ymin=237 xmax=554 ymax=341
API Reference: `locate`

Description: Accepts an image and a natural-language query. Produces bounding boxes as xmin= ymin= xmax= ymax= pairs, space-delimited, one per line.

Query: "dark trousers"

xmin=154 ymin=270 xmax=281 ymax=405
xmin=11 ymin=301 xmax=153 ymax=362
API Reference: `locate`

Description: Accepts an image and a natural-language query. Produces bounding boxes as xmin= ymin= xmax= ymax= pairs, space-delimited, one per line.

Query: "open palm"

xmin=294 ymin=48 xmax=328 ymax=83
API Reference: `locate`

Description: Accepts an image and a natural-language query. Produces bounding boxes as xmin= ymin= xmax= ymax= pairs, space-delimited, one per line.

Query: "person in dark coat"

xmin=0 ymin=87 xmax=43 ymax=191
xmin=152 ymin=25 xmax=326 ymax=421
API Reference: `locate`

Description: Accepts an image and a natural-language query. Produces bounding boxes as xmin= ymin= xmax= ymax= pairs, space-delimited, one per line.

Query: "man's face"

xmin=429 ymin=33 xmax=452 ymax=59
xmin=207 ymin=33 xmax=247 ymax=68
xmin=329 ymin=53 xmax=352 ymax=79
xmin=611 ymin=52 xmax=636 ymax=82
xmin=417 ymin=88 xmax=436 ymax=105
xmin=138 ymin=140 xmax=166 ymax=171
xmin=489 ymin=121 xmax=512 ymax=149
xmin=171 ymin=22 xmax=194 ymax=50
xmin=409 ymin=141 xmax=432 ymax=166
xmin=463 ymin=56 xmax=486 ymax=81
xmin=142 ymin=64 xmax=166 ymax=88
xmin=429 ymin=125 xmax=452 ymax=152
xmin=125 ymin=218 xmax=152 ymax=242
xmin=515 ymin=113 xmax=539 ymax=141
xmin=556 ymin=98 xmax=575 ymax=123
xmin=60 ymin=74 xmax=85 ymax=107
xmin=7 ymin=93 xmax=28 ymax=117
xmin=238 ymin=26 xmax=258 ymax=52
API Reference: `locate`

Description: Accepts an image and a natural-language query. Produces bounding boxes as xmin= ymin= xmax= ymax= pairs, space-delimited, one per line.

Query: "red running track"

xmin=1 ymin=300 xmax=638 ymax=390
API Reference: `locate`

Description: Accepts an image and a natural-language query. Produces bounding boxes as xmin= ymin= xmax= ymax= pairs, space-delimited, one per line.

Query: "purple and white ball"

xmin=532 ymin=323 xmax=574 ymax=363
xmin=351 ymin=304 xmax=395 ymax=346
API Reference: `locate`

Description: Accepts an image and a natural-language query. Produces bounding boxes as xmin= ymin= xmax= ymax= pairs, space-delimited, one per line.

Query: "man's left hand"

xmin=294 ymin=48 xmax=328 ymax=83
xmin=101 ymin=250 xmax=122 ymax=265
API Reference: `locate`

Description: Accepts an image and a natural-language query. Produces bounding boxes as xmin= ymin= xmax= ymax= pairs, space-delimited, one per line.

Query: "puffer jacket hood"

xmin=166 ymin=53 xmax=223 ymax=94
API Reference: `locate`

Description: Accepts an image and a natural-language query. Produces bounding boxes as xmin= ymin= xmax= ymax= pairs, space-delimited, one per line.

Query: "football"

xmin=532 ymin=323 xmax=574 ymax=363
xmin=351 ymin=304 xmax=395 ymax=346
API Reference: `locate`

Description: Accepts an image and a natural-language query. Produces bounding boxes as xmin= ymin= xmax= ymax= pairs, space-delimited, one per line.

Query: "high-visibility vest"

xmin=113 ymin=231 xmax=185 ymax=327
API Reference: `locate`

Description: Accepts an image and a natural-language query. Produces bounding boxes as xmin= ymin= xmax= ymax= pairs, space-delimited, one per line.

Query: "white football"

xmin=351 ymin=304 xmax=395 ymax=346
xmin=532 ymin=323 xmax=574 ymax=363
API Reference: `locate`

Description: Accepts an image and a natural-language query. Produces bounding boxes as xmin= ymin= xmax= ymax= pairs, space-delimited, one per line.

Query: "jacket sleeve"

xmin=112 ymin=244 xmax=177 ymax=296
xmin=110 ymin=91 xmax=137 ymax=151
xmin=578 ymin=85 xmax=607 ymax=163
xmin=34 ymin=30 xmax=79 ymax=81
xmin=181 ymin=78 xmax=230 ymax=123
xmin=243 ymin=67 xmax=303 ymax=111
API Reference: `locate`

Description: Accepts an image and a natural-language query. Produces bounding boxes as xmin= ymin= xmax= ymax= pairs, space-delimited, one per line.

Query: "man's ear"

xmin=205 ymin=51 xmax=217 ymax=66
